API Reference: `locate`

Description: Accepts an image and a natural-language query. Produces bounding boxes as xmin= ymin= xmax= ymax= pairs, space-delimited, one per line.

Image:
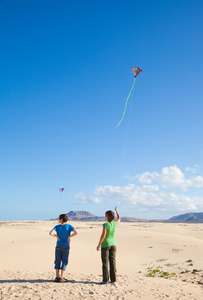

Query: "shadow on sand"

xmin=0 ymin=279 xmax=100 ymax=284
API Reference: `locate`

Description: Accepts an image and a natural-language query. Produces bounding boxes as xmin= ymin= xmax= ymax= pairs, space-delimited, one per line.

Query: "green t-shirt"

xmin=101 ymin=221 xmax=118 ymax=248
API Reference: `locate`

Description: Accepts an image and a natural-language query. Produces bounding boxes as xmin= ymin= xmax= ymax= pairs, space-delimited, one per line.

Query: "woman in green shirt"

xmin=96 ymin=207 xmax=121 ymax=284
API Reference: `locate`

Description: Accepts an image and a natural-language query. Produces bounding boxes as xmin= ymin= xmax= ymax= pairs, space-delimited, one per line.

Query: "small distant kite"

xmin=117 ymin=67 xmax=142 ymax=127
xmin=59 ymin=188 xmax=64 ymax=193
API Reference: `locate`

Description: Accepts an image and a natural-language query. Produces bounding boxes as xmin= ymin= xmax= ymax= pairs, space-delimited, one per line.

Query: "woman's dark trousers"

xmin=101 ymin=246 xmax=117 ymax=282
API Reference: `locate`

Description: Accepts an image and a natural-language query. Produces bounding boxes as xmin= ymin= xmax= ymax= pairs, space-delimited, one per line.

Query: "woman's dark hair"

xmin=105 ymin=210 xmax=115 ymax=222
xmin=59 ymin=214 xmax=69 ymax=223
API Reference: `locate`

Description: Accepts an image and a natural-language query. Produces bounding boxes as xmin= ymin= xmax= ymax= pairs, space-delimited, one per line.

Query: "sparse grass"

xmin=152 ymin=269 xmax=161 ymax=274
xmin=186 ymin=259 xmax=194 ymax=267
xmin=147 ymin=272 xmax=156 ymax=278
xmin=146 ymin=269 xmax=176 ymax=280
xmin=146 ymin=265 xmax=203 ymax=286
xmin=181 ymin=270 xmax=190 ymax=274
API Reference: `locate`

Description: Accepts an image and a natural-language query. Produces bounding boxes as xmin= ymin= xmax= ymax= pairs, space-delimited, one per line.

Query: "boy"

xmin=49 ymin=214 xmax=77 ymax=282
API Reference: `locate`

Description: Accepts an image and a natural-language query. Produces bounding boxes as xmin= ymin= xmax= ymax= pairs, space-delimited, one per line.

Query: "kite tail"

xmin=117 ymin=77 xmax=136 ymax=127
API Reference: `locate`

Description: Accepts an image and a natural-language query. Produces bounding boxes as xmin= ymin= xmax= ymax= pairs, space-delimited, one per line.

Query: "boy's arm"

xmin=115 ymin=206 xmax=121 ymax=225
xmin=49 ymin=229 xmax=60 ymax=241
xmin=67 ymin=229 xmax=78 ymax=243
xmin=96 ymin=226 xmax=107 ymax=251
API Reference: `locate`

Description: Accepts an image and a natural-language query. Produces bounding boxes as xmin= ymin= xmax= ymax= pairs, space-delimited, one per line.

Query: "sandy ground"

xmin=0 ymin=220 xmax=203 ymax=299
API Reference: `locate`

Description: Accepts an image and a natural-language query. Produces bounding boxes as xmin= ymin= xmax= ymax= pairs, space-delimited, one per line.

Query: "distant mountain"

xmin=167 ymin=212 xmax=203 ymax=223
xmin=51 ymin=211 xmax=203 ymax=223
xmin=52 ymin=211 xmax=148 ymax=222
xmin=67 ymin=211 xmax=149 ymax=222
xmin=66 ymin=211 xmax=105 ymax=221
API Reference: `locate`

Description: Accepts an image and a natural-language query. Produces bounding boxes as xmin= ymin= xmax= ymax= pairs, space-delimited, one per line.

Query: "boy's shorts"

xmin=54 ymin=245 xmax=70 ymax=270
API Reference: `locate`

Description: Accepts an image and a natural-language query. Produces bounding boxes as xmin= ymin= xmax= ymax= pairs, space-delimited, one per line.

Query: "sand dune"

xmin=0 ymin=221 xmax=203 ymax=299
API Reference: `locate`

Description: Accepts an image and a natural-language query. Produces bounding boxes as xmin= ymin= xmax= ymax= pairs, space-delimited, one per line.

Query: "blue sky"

xmin=0 ymin=0 xmax=203 ymax=221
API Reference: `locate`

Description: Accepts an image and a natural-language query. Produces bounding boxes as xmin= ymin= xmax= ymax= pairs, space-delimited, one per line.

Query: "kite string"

xmin=119 ymin=85 xmax=135 ymax=181
xmin=117 ymin=77 xmax=136 ymax=127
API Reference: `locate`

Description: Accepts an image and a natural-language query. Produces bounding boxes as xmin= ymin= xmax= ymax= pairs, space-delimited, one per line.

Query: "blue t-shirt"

xmin=53 ymin=224 xmax=74 ymax=246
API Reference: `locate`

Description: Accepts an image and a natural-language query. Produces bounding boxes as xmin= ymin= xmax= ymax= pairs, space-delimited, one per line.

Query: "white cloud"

xmin=136 ymin=171 xmax=159 ymax=184
xmin=75 ymin=182 xmax=203 ymax=213
xmin=136 ymin=165 xmax=185 ymax=187
xmin=159 ymin=192 xmax=200 ymax=212
xmin=79 ymin=184 xmax=162 ymax=207
xmin=74 ymin=165 xmax=203 ymax=217
xmin=74 ymin=192 xmax=102 ymax=204
xmin=123 ymin=172 xmax=137 ymax=181
xmin=189 ymin=176 xmax=203 ymax=188
xmin=186 ymin=165 xmax=200 ymax=174
xmin=136 ymin=165 xmax=203 ymax=189
xmin=142 ymin=184 xmax=159 ymax=192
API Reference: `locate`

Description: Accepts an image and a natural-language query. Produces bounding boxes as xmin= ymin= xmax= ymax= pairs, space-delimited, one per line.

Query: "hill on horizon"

xmin=51 ymin=211 xmax=203 ymax=223
xmin=167 ymin=212 xmax=203 ymax=223
xmin=66 ymin=211 xmax=105 ymax=221
xmin=52 ymin=211 xmax=149 ymax=222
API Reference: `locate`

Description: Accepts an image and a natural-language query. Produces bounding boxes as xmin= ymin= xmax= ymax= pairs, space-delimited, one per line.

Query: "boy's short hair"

xmin=105 ymin=210 xmax=115 ymax=221
xmin=59 ymin=214 xmax=69 ymax=223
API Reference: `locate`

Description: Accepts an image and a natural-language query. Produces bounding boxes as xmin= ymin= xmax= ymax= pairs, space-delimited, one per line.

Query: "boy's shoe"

xmin=54 ymin=277 xmax=60 ymax=282
xmin=99 ymin=281 xmax=108 ymax=284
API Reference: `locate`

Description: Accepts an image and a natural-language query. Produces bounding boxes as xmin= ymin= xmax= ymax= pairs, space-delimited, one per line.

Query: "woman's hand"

xmin=96 ymin=244 xmax=100 ymax=251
